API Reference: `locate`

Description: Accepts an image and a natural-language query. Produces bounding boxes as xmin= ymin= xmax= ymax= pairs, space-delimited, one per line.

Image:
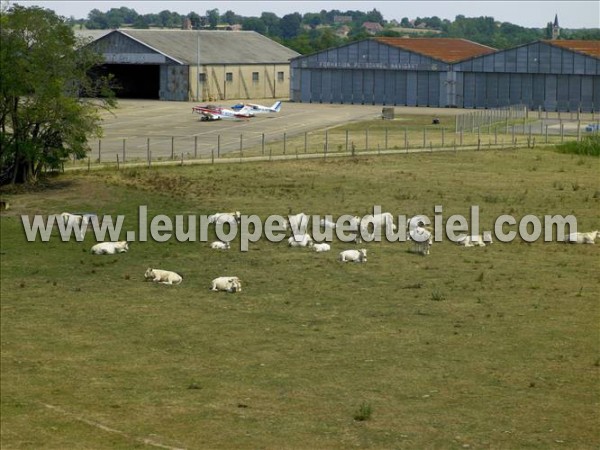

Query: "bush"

xmin=556 ymin=135 xmax=600 ymax=157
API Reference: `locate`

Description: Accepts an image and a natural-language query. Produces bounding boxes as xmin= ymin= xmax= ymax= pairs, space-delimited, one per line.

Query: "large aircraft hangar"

xmin=290 ymin=37 xmax=600 ymax=111
xmin=85 ymin=29 xmax=299 ymax=101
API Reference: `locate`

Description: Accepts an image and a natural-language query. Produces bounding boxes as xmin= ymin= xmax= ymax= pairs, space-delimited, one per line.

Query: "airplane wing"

xmin=192 ymin=105 xmax=222 ymax=121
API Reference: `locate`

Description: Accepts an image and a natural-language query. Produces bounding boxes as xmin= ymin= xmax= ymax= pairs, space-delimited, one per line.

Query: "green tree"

xmin=280 ymin=12 xmax=302 ymax=39
xmin=187 ymin=12 xmax=202 ymax=29
xmin=85 ymin=8 xmax=108 ymax=29
xmin=0 ymin=5 xmax=116 ymax=184
xmin=206 ymin=8 xmax=219 ymax=29
xmin=222 ymin=10 xmax=239 ymax=25
xmin=241 ymin=17 xmax=267 ymax=34
xmin=261 ymin=12 xmax=281 ymax=36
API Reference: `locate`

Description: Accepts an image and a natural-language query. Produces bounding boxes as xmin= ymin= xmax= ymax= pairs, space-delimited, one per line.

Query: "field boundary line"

xmin=41 ymin=403 xmax=186 ymax=450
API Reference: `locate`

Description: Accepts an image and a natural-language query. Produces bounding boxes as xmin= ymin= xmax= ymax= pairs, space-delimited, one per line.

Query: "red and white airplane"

xmin=192 ymin=104 xmax=254 ymax=121
xmin=231 ymin=101 xmax=282 ymax=114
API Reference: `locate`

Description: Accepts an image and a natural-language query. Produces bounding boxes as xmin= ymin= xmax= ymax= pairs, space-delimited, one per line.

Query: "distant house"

xmin=335 ymin=25 xmax=351 ymax=38
xmin=362 ymin=22 xmax=383 ymax=35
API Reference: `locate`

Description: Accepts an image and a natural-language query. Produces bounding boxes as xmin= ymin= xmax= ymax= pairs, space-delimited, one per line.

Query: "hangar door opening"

xmin=94 ymin=64 xmax=160 ymax=99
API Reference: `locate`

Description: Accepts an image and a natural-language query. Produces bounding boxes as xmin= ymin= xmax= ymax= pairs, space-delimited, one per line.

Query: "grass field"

xmin=1 ymin=147 xmax=599 ymax=449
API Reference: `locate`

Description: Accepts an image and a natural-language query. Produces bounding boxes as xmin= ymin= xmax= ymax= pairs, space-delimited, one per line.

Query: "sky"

xmin=7 ymin=0 xmax=600 ymax=29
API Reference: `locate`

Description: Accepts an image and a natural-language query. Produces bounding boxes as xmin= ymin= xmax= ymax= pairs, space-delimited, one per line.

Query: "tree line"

xmin=71 ymin=7 xmax=600 ymax=54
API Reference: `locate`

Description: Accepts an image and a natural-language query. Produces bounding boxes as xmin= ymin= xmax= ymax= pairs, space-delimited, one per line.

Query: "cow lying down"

xmin=145 ymin=268 xmax=183 ymax=285
xmin=91 ymin=241 xmax=129 ymax=255
xmin=211 ymin=276 xmax=242 ymax=293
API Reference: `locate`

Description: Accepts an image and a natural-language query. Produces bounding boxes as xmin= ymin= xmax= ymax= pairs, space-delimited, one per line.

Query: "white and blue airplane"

xmin=231 ymin=101 xmax=282 ymax=115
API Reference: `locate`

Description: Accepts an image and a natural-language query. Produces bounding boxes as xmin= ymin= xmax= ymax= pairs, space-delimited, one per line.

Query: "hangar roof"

xmin=543 ymin=39 xmax=600 ymax=59
xmin=375 ymin=37 xmax=497 ymax=63
xmin=100 ymin=29 xmax=300 ymax=65
xmin=75 ymin=29 xmax=112 ymax=42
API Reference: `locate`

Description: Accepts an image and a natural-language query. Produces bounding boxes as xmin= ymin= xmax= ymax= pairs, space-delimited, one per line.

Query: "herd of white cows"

xmin=59 ymin=210 xmax=598 ymax=293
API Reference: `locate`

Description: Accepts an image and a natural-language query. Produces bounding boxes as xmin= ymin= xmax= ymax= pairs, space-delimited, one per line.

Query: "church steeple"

xmin=552 ymin=14 xmax=560 ymax=40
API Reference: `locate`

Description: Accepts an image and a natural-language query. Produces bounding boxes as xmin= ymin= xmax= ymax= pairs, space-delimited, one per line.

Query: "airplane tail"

xmin=271 ymin=101 xmax=282 ymax=112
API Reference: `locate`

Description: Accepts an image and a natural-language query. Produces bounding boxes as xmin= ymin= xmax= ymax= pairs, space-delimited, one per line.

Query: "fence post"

xmin=345 ymin=130 xmax=349 ymax=152
xmin=146 ymin=138 xmax=150 ymax=163
xmin=325 ymin=130 xmax=328 ymax=155
xmin=545 ymin=125 xmax=548 ymax=144
xmin=240 ymin=134 xmax=243 ymax=155
xmin=87 ymin=157 xmax=90 ymax=172
xmin=577 ymin=120 xmax=581 ymax=142
xmin=262 ymin=133 xmax=265 ymax=155
xmin=442 ymin=128 xmax=445 ymax=147
xmin=404 ymin=128 xmax=408 ymax=151
xmin=122 ymin=138 xmax=126 ymax=163
xmin=560 ymin=123 xmax=564 ymax=143
xmin=422 ymin=128 xmax=426 ymax=148
xmin=211 ymin=149 xmax=214 ymax=164
xmin=98 ymin=140 xmax=101 ymax=163
xmin=171 ymin=136 xmax=175 ymax=160
xmin=148 ymin=150 xmax=151 ymax=168
xmin=365 ymin=129 xmax=368 ymax=151
xmin=385 ymin=128 xmax=388 ymax=150
xmin=284 ymin=132 xmax=287 ymax=155
xmin=217 ymin=135 xmax=221 ymax=158
xmin=181 ymin=153 xmax=184 ymax=166
xmin=194 ymin=136 xmax=198 ymax=159
xmin=116 ymin=154 xmax=119 ymax=170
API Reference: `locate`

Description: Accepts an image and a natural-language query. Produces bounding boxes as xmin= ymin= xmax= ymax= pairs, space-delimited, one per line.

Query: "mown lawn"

xmin=1 ymin=148 xmax=599 ymax=449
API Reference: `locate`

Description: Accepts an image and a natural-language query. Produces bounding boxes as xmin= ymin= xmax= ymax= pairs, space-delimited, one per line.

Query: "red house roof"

xmin=375 ymin=37 xmax=497 ymax=63
xmin=543 ymin=40 xmax=600 ymax=59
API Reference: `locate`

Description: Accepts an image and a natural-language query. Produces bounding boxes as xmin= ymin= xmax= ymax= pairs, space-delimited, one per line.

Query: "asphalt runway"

xmin=90 ymin=99 xmax=457 ymax=162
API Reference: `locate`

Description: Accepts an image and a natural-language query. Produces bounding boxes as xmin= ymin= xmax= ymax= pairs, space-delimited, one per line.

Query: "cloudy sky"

xmin=8 ymin=1 xmax=600 ymax=28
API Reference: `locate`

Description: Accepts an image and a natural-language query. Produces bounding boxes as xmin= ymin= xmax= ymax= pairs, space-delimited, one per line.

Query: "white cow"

xmin=211 ymin=276 xmax=242 ymax=293
xmin=145 ymin=268 xmax=183 ymax=285
xmin=319 ymin=218 xmax=337 ymax=230
xmin=347 ymin=215 xmax=373 ymax=243
xmin=288 ymin=233 xmax=314 ymax=248
xmin=362 ymin=212 xmax=397 ymax=232
xmin=566 ymin=230 xmax=599 ymax=244
xmin=60 ymin=212 xmax=86 ymax=239
xmin=208 ymin=211 xmax=241 ymax=225
xmin=286 ymin=212 xmax=310 ymax=234
xmin=91 ymin=241 xmax=129 ymax=255
xmin=409 ymin=227 xmax=433 ymax=255
xmin=456 ymin=232 xmax=493 ymax=247
xmin=210 ymin=241 xmax=231 ymax=250
xmin=313 ymin=242 xmax=331 ymax=252
xmin=338 ymin=248 xmax=367 ymax=263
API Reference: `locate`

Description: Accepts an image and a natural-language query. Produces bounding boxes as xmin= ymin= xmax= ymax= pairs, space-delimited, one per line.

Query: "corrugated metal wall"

xmin=453 ymin=41 xmax=599 ymax=111
xmin=290 ymin=40 xmax=449 ymax=106
xmin=291 ymin=40 xmax=600 ymax=112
